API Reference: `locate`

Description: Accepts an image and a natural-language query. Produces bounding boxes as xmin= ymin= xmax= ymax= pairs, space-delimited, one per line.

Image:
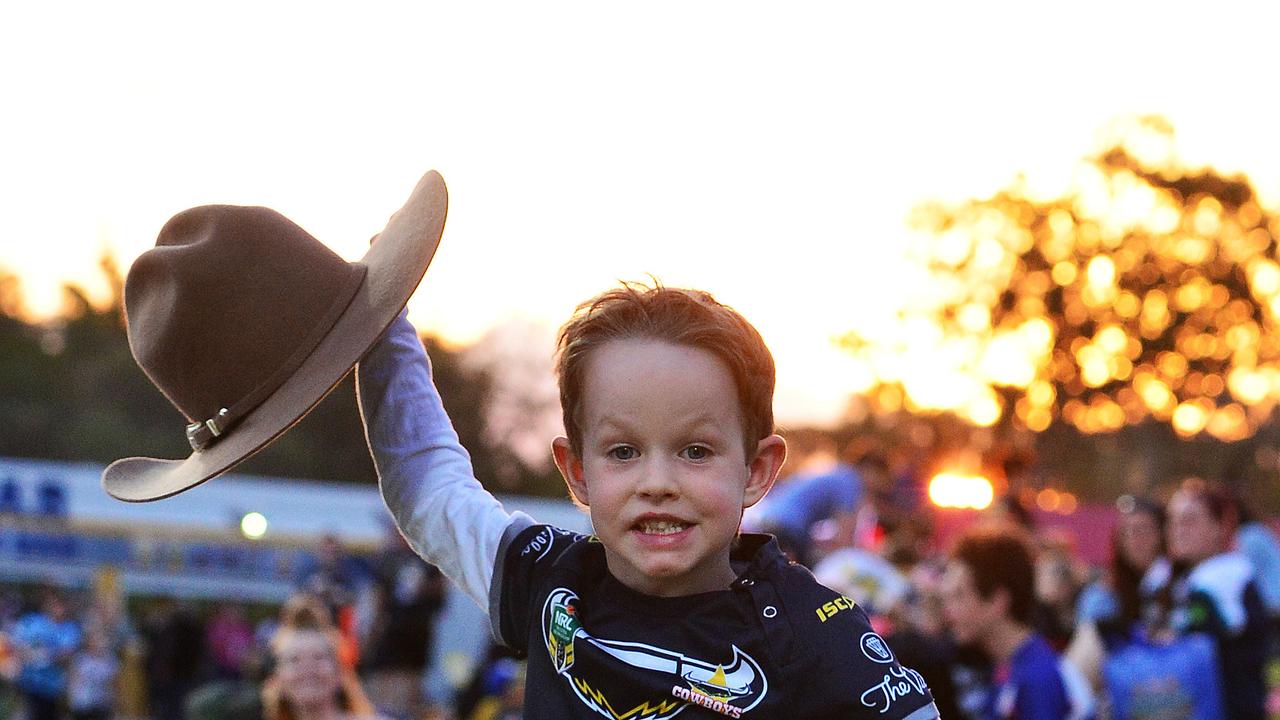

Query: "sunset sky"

xmin=3 ymin=1 xmax=1278 ymax=427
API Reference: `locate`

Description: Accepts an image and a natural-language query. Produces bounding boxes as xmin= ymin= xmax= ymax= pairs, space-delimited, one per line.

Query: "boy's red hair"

xmin=555 ymin=281 xmax=775 ymax=459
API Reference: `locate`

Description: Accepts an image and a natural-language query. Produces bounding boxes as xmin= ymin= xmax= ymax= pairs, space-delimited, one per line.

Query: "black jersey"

xmin=491 ymin=522 xmax=940 ymax=720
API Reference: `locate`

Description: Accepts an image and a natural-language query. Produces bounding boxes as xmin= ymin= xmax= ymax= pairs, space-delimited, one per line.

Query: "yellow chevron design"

xmin=572 ymin=676 xmax=684 ymax=719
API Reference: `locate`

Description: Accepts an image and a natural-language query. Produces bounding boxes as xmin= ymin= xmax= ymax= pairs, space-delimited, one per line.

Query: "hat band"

xmin=185 ymin=262 xmax=369 ymax=452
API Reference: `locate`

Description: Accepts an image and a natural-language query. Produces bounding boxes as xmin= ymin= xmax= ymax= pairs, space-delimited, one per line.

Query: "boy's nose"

xmin=634 ymin=458 xmax=679 ymax=497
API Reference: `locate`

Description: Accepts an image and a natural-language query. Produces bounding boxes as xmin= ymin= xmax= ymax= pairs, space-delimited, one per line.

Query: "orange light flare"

xmin=928 ymin=472 xmax=995 ymax=510
xmin=1035 ymin=488 xmax=1078 ymax=514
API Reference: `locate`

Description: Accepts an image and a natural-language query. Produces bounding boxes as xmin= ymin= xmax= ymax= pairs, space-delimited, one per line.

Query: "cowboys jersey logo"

xmin=542 ymin=588 xmax=769 ymax=719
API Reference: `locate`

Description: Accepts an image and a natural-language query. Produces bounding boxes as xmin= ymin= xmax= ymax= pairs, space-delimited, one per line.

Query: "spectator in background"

xmin=748 ymin=461 xmax=863 ymax=566
xmin=1033 ymin=534 xmax=1084 ymax=653
xmin=361 ymin=527 xmax=446 ymax=719
xmin=1060 ymin=495 xmax=1172 ymax=703
xmin=184 ymin=604 xmax=277 ymax=720
xmin=66 ymin=624 xmax=118 ymax=720
xmin=262 ymin=597 xmax=383 ymax=720
xmin=141 ymin=597 xmax=203 ymax=720
xmin=882 ymin=562 xmax=969 ymax=720
xmin=453 ymin=644 xmax=523 ymax=720
xmin=11 ymin=586 xmax=80 ymax=720
xmin=855 ymin=453 xmax=931 ymax=564
xmin=941 ymin=526 xmax=1091 ymax=720
xmin=465 ymin=658 xmax=525 ymax=720
xmin=812 ymin=545 xmax=909 ymax=624
xmin=1162 ymin=478 xmax=1271 ymax=720
xmin=81 ymin=596 xmax=136 ymax=659
xmin=205 ymin=603 xmax=256 ymax=681
xmin=296 ymin=534 xmax=366 ymax=669
xmin=1076 ymin=496 xmax=1170 ymax=645
xmin=1229 ymin=491 xmax=1280 ymax=625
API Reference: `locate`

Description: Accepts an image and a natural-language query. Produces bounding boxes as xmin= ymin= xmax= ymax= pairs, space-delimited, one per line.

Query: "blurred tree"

xmin=461 ymin=318 xmax=566 ymax=497
xmin=0 ymin=257 xmax=564 ymax=497
xmin=839 ymin=117 xmax=1280 ymax=508
xmin=0 ymin=272 xmax=65 ymax=457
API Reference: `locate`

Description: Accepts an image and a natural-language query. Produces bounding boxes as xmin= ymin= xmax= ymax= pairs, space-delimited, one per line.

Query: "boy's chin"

xmin=630 ymin=562 xmax=735 ymax=596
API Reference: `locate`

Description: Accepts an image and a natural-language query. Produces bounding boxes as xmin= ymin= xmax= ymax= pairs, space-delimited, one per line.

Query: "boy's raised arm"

xmin=356 ymin=311 xmax=531 ymax=611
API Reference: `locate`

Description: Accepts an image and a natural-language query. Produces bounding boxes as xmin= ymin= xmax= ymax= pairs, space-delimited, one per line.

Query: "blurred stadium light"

xmin=927 ymin=472 xmax=994 ymax=510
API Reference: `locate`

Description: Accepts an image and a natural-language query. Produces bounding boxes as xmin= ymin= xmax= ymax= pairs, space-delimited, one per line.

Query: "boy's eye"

xmin=608 ymin=446 xmax=637 ymax=461
xmin=682 ymin=445 xmax=712 ymax=461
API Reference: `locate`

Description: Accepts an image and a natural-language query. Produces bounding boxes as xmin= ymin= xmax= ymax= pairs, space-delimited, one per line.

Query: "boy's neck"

xmin=983 ymin=618 xmax=1032 ymax=664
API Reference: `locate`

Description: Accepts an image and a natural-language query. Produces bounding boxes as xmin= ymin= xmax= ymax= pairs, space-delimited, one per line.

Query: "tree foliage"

xmin=842 ymin=117 xmax=1280 ymax=444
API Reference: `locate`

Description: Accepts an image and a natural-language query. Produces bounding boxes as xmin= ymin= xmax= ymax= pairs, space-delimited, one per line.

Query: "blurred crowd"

xmin=0 ymin=527 xmax=475 ymax=720
xmin=745 ymin=449 xmax=1280 ymax=720
xmin=3 ymin=450 xmax=1280 ymax=720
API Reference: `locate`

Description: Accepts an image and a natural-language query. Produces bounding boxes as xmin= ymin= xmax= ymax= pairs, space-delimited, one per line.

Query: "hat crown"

xmin=125 ymin=205 xmax=366 ymax=429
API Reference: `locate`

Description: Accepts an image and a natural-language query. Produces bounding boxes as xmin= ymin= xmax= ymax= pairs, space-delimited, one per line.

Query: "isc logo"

xmin=815 ymin=595 xmax=856 ymax=622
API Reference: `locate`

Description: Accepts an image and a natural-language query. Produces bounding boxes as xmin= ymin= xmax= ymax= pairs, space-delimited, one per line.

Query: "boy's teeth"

xmin=640 ymin=520 xmax=687 ymax=535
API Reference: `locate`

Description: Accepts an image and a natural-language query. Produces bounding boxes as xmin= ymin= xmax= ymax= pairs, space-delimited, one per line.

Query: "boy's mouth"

xmin=636 ymin=518 xmax=690 ymax=535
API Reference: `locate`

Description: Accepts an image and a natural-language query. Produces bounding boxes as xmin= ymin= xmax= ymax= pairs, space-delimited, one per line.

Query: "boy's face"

xmin=553 ymin=338 xmax=785 ymax=597
xmin=939 ymin=561 xmax=1001 ymax=647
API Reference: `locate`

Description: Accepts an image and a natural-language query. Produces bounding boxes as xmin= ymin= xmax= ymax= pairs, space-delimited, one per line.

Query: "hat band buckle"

xmin=186 ymin=408 xmax=230 ymax=451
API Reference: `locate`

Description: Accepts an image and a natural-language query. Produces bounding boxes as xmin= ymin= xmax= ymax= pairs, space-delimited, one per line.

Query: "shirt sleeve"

xmin=356 ymin=312 xmax=529 ymax=612
xmin=490 ymin=522 xmax=586 ymax=652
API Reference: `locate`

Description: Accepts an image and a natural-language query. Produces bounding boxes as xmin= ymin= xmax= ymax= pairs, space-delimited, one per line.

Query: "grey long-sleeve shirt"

xmin=356 ymin=313 xmax=534 ymax=623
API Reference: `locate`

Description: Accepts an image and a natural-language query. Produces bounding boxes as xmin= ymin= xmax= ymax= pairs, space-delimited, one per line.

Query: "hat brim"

xmin=102 ymin=170 xmax=448 ymax=502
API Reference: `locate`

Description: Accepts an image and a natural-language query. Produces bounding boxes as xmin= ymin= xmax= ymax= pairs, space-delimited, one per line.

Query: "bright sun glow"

xmin=928 ymin=473 xmax=995 ymax=510
xmin=2 ymin=4 xmax=1279 ymax=429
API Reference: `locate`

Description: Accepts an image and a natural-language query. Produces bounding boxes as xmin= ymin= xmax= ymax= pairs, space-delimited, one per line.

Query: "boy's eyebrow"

xmin=595 ymin=413 xmax=729 ymax=436
xmin=678 ymin=416 xmax=729 ymax=435
xmin=594 ymin=416 xmax=633 ymax=434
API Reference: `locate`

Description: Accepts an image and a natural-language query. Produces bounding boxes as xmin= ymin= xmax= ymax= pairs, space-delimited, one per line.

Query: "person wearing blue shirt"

xmin=11 ymin=588 xmax=81 ymax=720
xmin=749 ymin=463 xmax=862 ymax=565
xmin=941 ymin=526 xmax=1091 ymax=720
xmin=1231 ymin=497 xmax=1280 ymax=622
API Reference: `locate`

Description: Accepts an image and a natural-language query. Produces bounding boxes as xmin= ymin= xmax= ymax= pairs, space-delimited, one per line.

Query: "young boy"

xmin=940 ymin=526 xmax=1090 ymax=720
xmin=358 ymin=282 xmax=939 ymax=719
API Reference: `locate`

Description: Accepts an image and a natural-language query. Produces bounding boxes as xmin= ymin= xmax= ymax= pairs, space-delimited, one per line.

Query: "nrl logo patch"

xmin=544 ymin=588 xmax=584 ymax=673
xmin=860 ymin=632 xmax=895 ymax=664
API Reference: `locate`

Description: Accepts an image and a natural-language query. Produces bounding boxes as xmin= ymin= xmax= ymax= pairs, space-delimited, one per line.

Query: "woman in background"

xmin=261 ymin=596 xmax=383 ymax=720
xmin=1163 ymin=478 xmax=1271 ymax=720
xmin=1075 ymin=496 xmax=1170 ymax=646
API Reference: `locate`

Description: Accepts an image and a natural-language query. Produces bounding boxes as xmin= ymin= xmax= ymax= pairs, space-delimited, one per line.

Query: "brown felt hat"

xmin=102 ymin=170 xmax=447 ymax=502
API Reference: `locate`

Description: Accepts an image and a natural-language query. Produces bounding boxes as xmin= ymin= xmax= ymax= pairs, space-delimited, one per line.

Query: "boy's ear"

xmin=552 ymin=436 xmax=589 ymax=506
xmin=743 ymin=434 xmax=787 ymax=508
